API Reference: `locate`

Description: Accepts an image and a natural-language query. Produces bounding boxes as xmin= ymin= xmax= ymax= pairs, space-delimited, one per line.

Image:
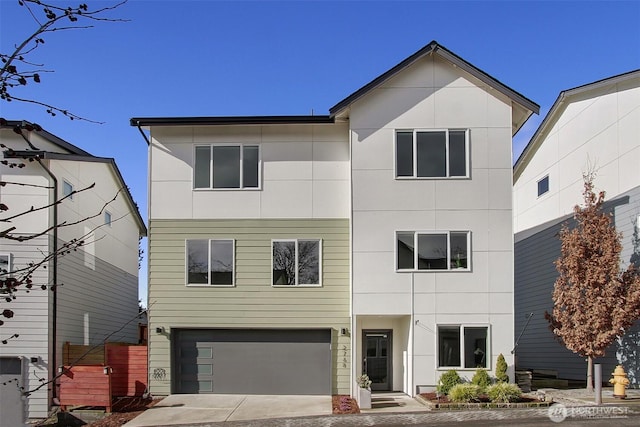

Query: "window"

xmin=397 ymin=231 xmax=469 ymax=271
xmin=194 ymin=144 xmax=260 ymax=189
xmin=438 ymin=325 xmax=488 ymax=369
xmin=104 ymin=211 xmax=112 ymax=226
xmin=537 ymin=175 xmax=549 ymax=197
xmin=272 ymin=239 xmax=321 ymax=286
xmin=0 ymin=253 xmax=12 ymax=294
xmin=186 ymin=239 xmax=235 ymax=286
xmin=396 ymin=129 xmax=468 ymax=178
xmin=63 ymin=180 xmax=74 ymax=200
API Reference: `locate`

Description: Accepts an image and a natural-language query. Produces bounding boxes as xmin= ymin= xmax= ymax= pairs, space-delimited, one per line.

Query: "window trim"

xmin=395 ymin=230 xmax=471 ymax=272
xmin=271 ymin=238 xmax=322 ymax=287
xmin=537 ymin=175 xmax=549 ymax=197
xmin=395 ymin=129 xmax=470 ymax=179
xmin=185 ymin=238 xmax=236 ymax=287
xmin=436 ymin=324 xmax=491 ymax=370
xmin=193 ymin=143 xmax=261 ymax=190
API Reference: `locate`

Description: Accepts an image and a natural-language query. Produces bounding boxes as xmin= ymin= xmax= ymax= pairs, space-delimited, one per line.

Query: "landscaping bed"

xmin=417 ymin=392 xmax=550 ymax=410
xmin=332 ymin=395 xmax=360 ymax=414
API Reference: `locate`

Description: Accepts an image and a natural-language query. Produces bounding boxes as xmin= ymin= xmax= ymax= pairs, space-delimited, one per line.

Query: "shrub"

xmin=436 ymin=370 xmax=462 ymax=395
xmin=448 ymin=383 xmax=481 ymax=403
xmin=357 ymin=374 xmax=372 ymax=389
xmin=487 ymin=382 xmax=522 ymax=403
xmin=471 ymin=368 xmax=492 ymax=390
xmin=495 ymin=353 xmax=509 ymax=383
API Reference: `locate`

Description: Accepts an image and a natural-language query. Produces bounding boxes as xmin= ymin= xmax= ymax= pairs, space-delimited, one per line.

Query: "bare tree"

xmin=1 ymin=0 xmax=128 ymax=122
xmin=545 ymin=173 xmax=640 ymax=391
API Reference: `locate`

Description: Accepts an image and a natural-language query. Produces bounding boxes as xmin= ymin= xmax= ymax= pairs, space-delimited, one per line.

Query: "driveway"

xmin=123 ymin=394 xmax=332 ymax=427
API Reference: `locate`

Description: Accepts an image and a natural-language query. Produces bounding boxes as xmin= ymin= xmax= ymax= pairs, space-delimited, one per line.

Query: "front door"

xmin=363 ymin=330 xmax=392 ymax=391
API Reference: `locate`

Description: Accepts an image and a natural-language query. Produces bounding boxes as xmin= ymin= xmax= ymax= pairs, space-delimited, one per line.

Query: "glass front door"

xmin=363 ymin=330 xmax=392 ymax=391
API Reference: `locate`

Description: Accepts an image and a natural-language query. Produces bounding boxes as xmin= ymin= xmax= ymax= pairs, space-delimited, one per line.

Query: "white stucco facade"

xmin=347 ymin=53 xmax=530 ymax=394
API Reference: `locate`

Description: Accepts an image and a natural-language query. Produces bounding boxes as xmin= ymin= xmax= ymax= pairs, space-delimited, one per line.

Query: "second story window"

xmin=194 ymin=144 xmax=260 ymax=189
xmin=272 ymin=239 xmax=321 ymax=286
xmin=396 ymin=129 xmax=468 ymax=178
xmin=104 ymin=211 xmax=112 ymax=226
xmin=397 ymin=231 xmax=470 ymax=271
xmin=63 ymin=180 xmax=74 ymax=200
xmin=186 ymin=239 xmax=235 ymax=286
xmin=537 ymin=175 xmax=549 ymax=197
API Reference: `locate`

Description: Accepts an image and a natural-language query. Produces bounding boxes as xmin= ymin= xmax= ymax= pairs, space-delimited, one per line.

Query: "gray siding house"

xmin=513 ymin=70 xmax=640 ymax=386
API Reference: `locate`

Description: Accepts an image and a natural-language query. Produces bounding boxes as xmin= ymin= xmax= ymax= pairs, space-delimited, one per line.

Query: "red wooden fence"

xmin=107 ymin=343 xmax=148 ymax=397
xmin=58 ymin=342 xmax=147 ymax=412
xmin=59 ymin=365 xmax=112 ymax=412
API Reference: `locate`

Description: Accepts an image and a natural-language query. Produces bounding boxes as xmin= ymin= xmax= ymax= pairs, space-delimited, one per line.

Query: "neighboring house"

xmin=513 ymin=70 xmax=640 ymax=385
xmin=131 ymin=40 xmax=538 ymax=398
xmin=0 ymin=120 xmax=147 ymax=421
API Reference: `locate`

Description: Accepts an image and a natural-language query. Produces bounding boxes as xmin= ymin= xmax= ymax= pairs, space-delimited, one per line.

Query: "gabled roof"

xmin=1 ymin=120 xmax=147 ymax=236
xmin=329 ymin=40 xmax=539 ymax=133
xmin=130 ymin=41 xmax=538 ymax=136
xmin=513 ymin=69 xmax=640 ymax=182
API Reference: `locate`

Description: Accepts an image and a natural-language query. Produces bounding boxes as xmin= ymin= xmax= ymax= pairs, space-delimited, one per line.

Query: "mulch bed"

xmin=332 ymin=395 xmax=360 ymax=414
xmin=85 ymin=397 xmax=163 ymax=427
xmin=419 ymin=392 xmax=548 ymax=409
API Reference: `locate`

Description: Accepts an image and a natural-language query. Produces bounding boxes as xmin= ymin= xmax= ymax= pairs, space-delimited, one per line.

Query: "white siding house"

xmin=0 ymin=121 xmax=146 ymax=420
xmin=132 ymin=40 xmax=538 ymax=398
xmin=513 ymin=70 xmax=640 ymax=385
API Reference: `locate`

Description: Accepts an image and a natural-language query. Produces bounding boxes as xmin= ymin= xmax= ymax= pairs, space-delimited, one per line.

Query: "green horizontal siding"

xmin=147 ymin=218 xmax=351 ymax=395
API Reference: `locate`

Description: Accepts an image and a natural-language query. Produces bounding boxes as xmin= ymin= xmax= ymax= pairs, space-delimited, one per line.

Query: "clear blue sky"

xmin=1 ymin=0 xmax=639 ymax=305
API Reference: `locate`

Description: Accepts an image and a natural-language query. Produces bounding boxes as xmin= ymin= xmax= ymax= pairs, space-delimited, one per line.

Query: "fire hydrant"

xmin=609 ymin=365 xmax=629 ymax=399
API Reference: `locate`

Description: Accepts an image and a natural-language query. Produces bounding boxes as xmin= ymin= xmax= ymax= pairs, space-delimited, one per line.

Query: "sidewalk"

xmin=126 ymin=388 xmax=640 ymax=427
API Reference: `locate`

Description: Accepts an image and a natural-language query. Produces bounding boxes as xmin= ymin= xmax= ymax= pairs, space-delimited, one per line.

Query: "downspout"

xmin=35 ymin=157 xmax=58 ymax=403
xmin=136 ymin=123 xmax=150 ymax=145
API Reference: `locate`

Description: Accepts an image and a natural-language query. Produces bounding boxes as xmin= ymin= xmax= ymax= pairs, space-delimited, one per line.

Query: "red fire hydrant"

xmin=609 ymin=365 xmax=629 ymax=399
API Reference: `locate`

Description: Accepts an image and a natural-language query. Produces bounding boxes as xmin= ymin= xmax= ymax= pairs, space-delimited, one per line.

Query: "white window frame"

xmin=395 ymin=129 xmax=470 ymax=179
xmin=62 ymin=180 xmax=74 ymax=200
xmin=104 ymin=211 xmax=112 ymax=227
xmin=537 ymin=175 xmax=549 ymax=197
xmin=396 ymin=231 xmax=471 ymax=271
xmin=185 ymin=239 xmax=235 ymax=287
xmin=271 ymin=239 xmax=322 ymax=287
xmin=436 ymin=324 xmax=491 ymax=370
xmin=193 ymin=143 xmax=261 ymax=190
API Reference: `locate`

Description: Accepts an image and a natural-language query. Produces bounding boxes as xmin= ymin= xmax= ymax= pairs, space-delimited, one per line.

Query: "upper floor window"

xmin=104 ymin=211 xmax=112 ymax=227
xmin=186 ymin=239 xmax=235 ymax=286
xmin=537 ymin=175 xmax=549 ymax=197
xmin=397 ymin=231 xmax=470 ymax=271
xmin=194 ymin=144 xmax=260 ymax=189
xmin=272 ymin=239 xmax=321 ymax=286
xmin=396 ymin=129 xmax=468 ymax=178
xmin=63 ymin=180 xmax=74 ymax=200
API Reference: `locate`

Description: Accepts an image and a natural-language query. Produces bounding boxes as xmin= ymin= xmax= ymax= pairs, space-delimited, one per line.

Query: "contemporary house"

xmin=131 ymin=40 xmax=538 ymax=398
xmin=513 ymin=70 xmax=640 ymax=385
xmin=0 ymin=120 xmax=147 ymax=421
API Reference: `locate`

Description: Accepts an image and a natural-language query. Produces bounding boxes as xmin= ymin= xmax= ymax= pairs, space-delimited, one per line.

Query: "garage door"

xmin=174 ymin=329 xmax=331 ymax=395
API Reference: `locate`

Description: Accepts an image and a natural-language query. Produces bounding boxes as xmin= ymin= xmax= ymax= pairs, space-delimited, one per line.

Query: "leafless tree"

xmin=1 ymin=0 xmax=128 ymax=122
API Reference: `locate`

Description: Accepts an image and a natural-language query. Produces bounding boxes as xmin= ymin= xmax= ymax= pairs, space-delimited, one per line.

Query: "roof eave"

xmin=130 ymin=115 xmax=335 ymax=128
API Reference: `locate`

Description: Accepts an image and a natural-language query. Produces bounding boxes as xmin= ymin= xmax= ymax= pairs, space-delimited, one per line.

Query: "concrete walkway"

xmin=123 ymin=389 xmax=640 ymax=427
